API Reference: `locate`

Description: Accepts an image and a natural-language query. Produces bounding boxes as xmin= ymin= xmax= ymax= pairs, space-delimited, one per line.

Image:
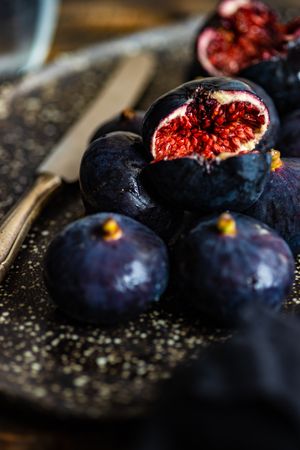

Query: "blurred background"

xmin=50 ymin=0 xmax=298 ymax=57
xmin=1 ymin=0 xmax=298 ymax=77
xmin=50 ymin=0 xmax=217 ymax=58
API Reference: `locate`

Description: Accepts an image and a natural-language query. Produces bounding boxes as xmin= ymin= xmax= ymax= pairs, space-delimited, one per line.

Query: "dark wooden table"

xmin=1 ymin=0 xmax=299 ymax=448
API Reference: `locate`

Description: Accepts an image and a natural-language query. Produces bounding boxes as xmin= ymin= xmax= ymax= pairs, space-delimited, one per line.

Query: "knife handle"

xmin=0 ymin=173 xmax=62 ymax=283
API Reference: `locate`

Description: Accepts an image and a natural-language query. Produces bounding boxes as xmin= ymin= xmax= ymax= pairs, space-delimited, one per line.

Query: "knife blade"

xmin=38 ymin=53 xmax=155 ymax=182
xmin=0 ymin=53 xmax=156 ymax=283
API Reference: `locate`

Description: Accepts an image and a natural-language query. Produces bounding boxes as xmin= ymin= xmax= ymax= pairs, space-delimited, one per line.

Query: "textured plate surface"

xmin=0 ymin=17 xmax=299 ymax=421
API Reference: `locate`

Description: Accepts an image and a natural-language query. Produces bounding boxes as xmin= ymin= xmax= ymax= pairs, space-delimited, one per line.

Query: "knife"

xmin=0 ymin=53 xmax=156 ymax=283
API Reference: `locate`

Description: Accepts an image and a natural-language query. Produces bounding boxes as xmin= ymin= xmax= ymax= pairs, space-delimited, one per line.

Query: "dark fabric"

xmin=140 ymin=308 xmax=300 ymax=450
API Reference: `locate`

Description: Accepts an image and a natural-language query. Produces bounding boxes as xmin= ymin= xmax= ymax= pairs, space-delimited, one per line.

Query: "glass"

xmin=0 ymin=0 xmax=59 ymax=77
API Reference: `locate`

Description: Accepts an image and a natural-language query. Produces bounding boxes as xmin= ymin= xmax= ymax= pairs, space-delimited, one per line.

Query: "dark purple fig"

xmin=44 ymin=213 xmax=169 ymax=325
xmin=276 ymin=109 xmax=300 ymax=157
xmin=142 ymin=78 xmax=271 ymax=213
xmin=240 ymin=39 xmax=300 ymax=116
xmin=80 ymin=131 xmax=182 ymax=241
xmin=173 ymin=212 xmax=295 ymax=323
xmin=246 ymin=151 xmax=300 ymax=254
xmin=192 ymin=0 xmax=300 ymax=115
xmin=140 ymin=310 xmax=300 ymax=450
xmin=89 ymin=109 xmax=144 ymax=143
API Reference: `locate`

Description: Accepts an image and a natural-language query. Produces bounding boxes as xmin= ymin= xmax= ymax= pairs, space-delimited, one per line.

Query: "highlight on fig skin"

xmin=216 ymin=212 xmax=237 ymax=237
xmin=80 ymin=131 xmax=182 ymax=241
xmin=196 ymin=0 xmax=300 ymax=77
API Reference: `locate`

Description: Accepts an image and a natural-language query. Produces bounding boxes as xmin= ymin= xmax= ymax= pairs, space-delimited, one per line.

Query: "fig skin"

xmin=142 ymin=78 xmax=271 ymax=213
xmin=143 ymin=152 xmax=271 ymax=213
xmin=173 ymin=213 xmax=295 ymax=323
xmin=240 ymin=39 xmax=300 ymax=116
xmin=89 ymin=109 xmax=144 ymax=143
xmin=246 ymin=156 xmax=300 ymax=253
xmin=276 ymin=109 xmax=300 ymax=157
xmin=80 ymin=131 xmax=182 ymax=241
xmin=44 ymin=213 xmax=169 ymax=325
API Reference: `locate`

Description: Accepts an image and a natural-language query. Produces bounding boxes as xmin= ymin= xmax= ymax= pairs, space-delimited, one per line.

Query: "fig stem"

xmin=121 ymin=108 xmax=136 ymax=120
xmin=217 ymin=213 xmax=237 ymax=237
xmin=101 ymin=218 xmax=123 ymax=241
xmin=271 ymin=150 xmax=283 ymax=171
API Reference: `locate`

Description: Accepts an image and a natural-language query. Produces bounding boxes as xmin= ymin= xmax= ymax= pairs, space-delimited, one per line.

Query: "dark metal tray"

xmin=0 ymin=17 xmax=299 ymax=421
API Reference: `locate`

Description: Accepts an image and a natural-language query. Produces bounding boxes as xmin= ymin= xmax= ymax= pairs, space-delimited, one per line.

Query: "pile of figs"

xmin=44 ymin=0 xmax=299 ymax=326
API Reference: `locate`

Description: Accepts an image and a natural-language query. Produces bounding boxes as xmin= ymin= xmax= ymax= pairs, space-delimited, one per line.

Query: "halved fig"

xmin=193 ymin=0 xmax=300 ymax=115
xmin=142 ymin=78 xmax=271 ymax=213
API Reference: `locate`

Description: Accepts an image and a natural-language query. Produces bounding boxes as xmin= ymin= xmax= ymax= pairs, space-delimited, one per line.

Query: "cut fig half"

xmin=150 ymin=82 xmax=269 ymax=162
xmin=197 ymin=0 xmax=282 ymax=77
xmin=142 ymin=78 xmax=271 ymax=213
xmin=193 ymin=0 xmax=300 ymax=114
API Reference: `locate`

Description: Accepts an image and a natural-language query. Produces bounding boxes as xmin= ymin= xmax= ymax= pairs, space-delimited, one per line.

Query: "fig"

xmin=246 ymin=150 xmax=300 ymax=253
xmin=240 ymin=39 xmax=300 ymax=116
xmin=140 ymin=309 xmax=300 ymax=450
xmin=193 ymin=0 xmax=300 ymax=115
xmin=276 ymin=109 xmax=300 ymax=157
xmin=142 ymin=78 xmax=271 ymax=213
xmin=89 ymin=108 xmax=144 ymax=143
xmin=173 ymin=212 xmax=295 ymax=322
xmin=80 ymin=131 xmax=182 ymax=241
xmin=44 ymin=213 xmax=169 ymax=324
